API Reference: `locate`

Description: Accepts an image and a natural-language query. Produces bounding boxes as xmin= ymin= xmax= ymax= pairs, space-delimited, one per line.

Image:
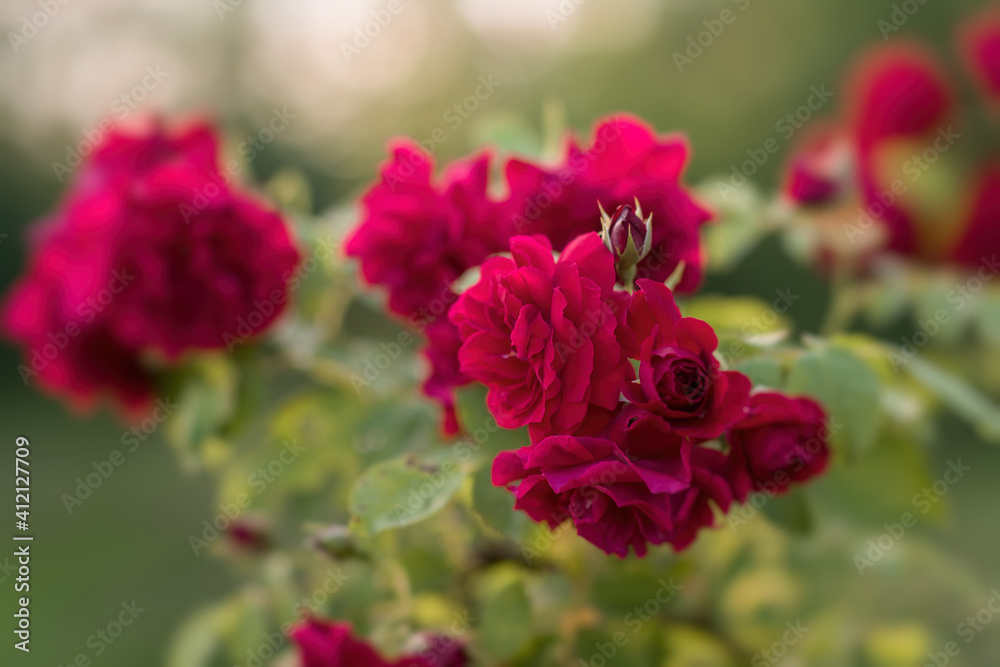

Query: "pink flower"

xmin=450 ymin=232 xmax=630 ymax=439
xmin=503 ymin=116 xmax=711 ymax=293
xmin=725 ymin=392 xmax=831 ymax=503
xmin=345 ymin=144 xmax=507 ymax=434
xmin=2 ymin=121 xmax=299 ymax=413
xmin=290 ymin=619 xmax=469 ymax=667
xmin=624 ymin=279 xmax=751 ymax=438
xmin=492 ymin=405 xmax=733 ymax=556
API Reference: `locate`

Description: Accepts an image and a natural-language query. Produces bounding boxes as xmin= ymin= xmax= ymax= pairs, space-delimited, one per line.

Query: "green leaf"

xmin=786 ymin=343 xmax=882 ymax=460
xmin=759 ymin=486 xmax=813 ymax=536
xmin=682 ymin=295 xmax=791 ymax=342
xmin=471 ymin=463 xmax=526 ymax=539
xmin=477 ymin=568 xmax=534 ymax=660
xmin=905 ymin=357 xmax=1000 ymax=443
xmin=349 ymin=450 xmax=469 ymax=535
xmin=697 ymin=180 xmax=770 ymax=273
xmin=733 ymin=355 xmax=785 ymax=389
xmin=163 ymin=356 xmax=240 ymax=471
xmin=166 ymin=601 xmax=240 ymax=667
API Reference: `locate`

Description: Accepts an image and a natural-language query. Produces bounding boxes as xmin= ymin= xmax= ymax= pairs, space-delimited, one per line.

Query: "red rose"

xmin=2 ymin=121 xmax=299 ymax=412
xmin=624 ymin=279 xmax=751 ymax=438
xmin=949 ymin=166 xmax=1000 ymax=266
xmin=958 ymin=8 xmax=1000 ymax=104
xmin=290 ymin=619 xmax=469 ymax=667
xmin=503 ymin=116 xmax=711 ymax=293
xmin=346 ymin=143 xmax=505 ymax=319
xmin=450 ymin=232 xmax=630 ymax=439
xmin=345 ymin=144 xmax=507 ymax=434
xmin=493 ymin=405 xmax=733 ymax=556
xmin=725 ymin=391 xmax=831 ymax=503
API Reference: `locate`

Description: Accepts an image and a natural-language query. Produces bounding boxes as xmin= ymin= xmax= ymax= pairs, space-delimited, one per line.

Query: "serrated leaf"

xmin=786 ymin=343 xmax=882 ymax=460
xmin=350 ymin=451 xmax=469 ymax=535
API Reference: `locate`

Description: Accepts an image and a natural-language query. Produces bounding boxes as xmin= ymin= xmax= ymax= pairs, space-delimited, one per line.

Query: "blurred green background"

xmin=1 ymin=0 xmax=997 ymax=664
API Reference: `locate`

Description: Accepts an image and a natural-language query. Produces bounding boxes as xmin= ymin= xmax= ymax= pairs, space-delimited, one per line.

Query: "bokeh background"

xmin=1 ymin=0 xmax=997 ymax=664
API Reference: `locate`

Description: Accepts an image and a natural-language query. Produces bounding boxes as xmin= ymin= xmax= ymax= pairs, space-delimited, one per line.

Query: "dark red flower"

xmin=420 ymin=320 xmax=470 ymax=436
xmin=450 ymin=232 xmax=630 ymax=439
xmin=624 ymin=279 xmax=751 ymax=438
xmin=848 ymin=45 xmax=954 ymax=151
xmin=503 ymin=116 xmax=711 ymax=293
xmin=783 ymin=126 xmax=853 ymax=206
xmin=725 ymin=391 xmax=831 ymax=503
xmin=958 ymin=8 xmax=1000 ymax=104
xmin=290 ymin=619 xmax=469 ymax=667
xmin=346 ymin=143 xmax=505 ymax=319
xmin=493 ymin=405 xmax=733 ymax=556
xmin=345 ymin=143 xmax=506 ymax=434
xmin=949 ymin=165 xmax=1000 ymax=267
xmin=2 ymin=121 xmax=299 ymax=413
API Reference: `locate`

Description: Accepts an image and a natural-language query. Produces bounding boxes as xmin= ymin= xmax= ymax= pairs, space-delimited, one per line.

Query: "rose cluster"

xmin=783 ymin=6 xmax=1000 ymax=267
xmin=467 ymin=246 xmax=830 ymax=557
xmin=291 ymin=618 xmax=469 ymax=667
xmin=347 ymin=114 xmax=833 ymax=558
xmin=2 ymin=121 xmax=300 ymax=414
xmin=345 ymin=116 xmax=711 ymax=436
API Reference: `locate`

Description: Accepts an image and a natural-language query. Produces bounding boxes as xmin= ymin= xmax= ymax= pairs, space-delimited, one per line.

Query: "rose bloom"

xmin=2 ymin=120 xmax=299 ymax=413
xmin=450 ymin=232 xmax=630 ymax=439
xmin=345 ymin=143 xmax=508 ymax=434
xmin=503 ymin=115 xmax=711 ymax=293
xmin=624 ymin=279 xmax=751 ymax=438
xmin=958 ymin=8 xmax=1000 ymax=104
xmin=493 ymin=405 xmax=734 ymax=556
xmin=725 ymin=391 xmax=831 ymax=503
xmin=290 ymin=619 xmax=468 ymax=667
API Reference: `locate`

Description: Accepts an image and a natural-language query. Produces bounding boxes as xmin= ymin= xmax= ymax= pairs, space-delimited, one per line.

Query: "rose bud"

xmin=600 ymin=200 xmax=653 ymax=289
xmin=227 ymin=519 xmax=271 ymax=553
